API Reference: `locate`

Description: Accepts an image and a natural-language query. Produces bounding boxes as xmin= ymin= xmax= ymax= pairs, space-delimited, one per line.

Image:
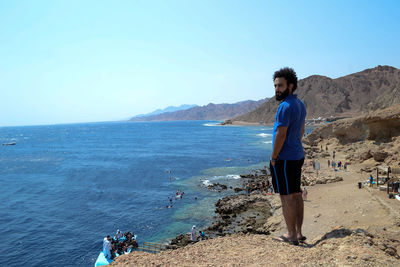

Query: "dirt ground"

xmin=300 ymin=148 xmax=396 ymax=235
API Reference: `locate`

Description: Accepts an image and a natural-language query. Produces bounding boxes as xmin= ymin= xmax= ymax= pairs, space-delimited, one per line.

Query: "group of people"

xmin=190 ymin=225 xmax=207 ymax=242
xmin=175 ymin=189 xmax=184 ymax=199
xmin=327 ymin=159 xmax=347 ymax=170
xmin=102 ymin=229 xmax=138 ymax=259
xmin=167 ymin=189 xmax=185 ymax=208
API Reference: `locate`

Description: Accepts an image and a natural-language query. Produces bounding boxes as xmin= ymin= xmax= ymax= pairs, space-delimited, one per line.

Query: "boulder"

xmin=372 ymin=151 xmax=388 ymax=162
xmin=359 ymin=150 xmax=373 ymax=161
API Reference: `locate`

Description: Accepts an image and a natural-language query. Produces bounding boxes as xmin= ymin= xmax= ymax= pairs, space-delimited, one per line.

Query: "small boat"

xmin=395 ymin=195 xmax=400 ymax=201
xmin=94 ymin=251 xmax=115 ymax=267
xmin=2 ymin=142 xmax=16 ymax=146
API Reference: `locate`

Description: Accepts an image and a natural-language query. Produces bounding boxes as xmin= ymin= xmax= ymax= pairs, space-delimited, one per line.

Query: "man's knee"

xmin=281 ymin=192 xmax=300 ymax=200
xmin=281 ymin=194 xmax=301 ymax=208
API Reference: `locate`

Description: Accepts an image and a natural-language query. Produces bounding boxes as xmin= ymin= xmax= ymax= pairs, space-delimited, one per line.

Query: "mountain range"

xmin=230 ymin=65 xmax=400 ymax=124
xmin=130 ymin=99 xmax=268 ymax=121
xmin=133 ymin=104 xmax=198 ymax=118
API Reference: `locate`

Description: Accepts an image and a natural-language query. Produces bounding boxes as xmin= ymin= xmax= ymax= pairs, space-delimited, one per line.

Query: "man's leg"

xmin=280 ymin=194 xmax=298 ymax=241
xmin=293 ymin=192 xmax=304 ymax=239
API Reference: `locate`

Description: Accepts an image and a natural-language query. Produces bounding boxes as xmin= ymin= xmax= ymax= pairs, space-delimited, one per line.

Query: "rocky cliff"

xmin=304 ymin=104 xmax=400 ymax=145
xmin=304 ymin=104 xmax=400 ymax=166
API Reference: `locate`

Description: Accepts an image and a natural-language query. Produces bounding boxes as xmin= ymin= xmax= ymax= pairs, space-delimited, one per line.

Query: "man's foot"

xmin=298 ymin=235 xmax=307 ymax=242
xmin=273 ymin=235 xmax=299 ymax=246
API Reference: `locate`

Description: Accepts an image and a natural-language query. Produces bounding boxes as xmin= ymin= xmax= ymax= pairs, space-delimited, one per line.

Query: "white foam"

xmin=226 ymin=174 xmax=241 ymax=179
xmin=203 ymin=123 xmax=220 ymax=127
xmin=263 ymin=141 xmax=272 ymax=144
xmin=207 ymin=174 xmax=241 ymax=180
xmin=202 ymin=179 xmax=211 ymax=186
xmin=257 ymin=133 xmax=272 ymax=137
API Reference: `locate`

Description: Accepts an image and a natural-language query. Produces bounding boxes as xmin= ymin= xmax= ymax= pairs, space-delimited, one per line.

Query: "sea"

xmin=0 ymin=121 xmax=310 ymax=266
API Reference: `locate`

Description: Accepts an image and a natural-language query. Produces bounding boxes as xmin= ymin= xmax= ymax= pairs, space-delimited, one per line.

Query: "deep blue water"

xmin=0 ymin=121 xmax=275 ymax=267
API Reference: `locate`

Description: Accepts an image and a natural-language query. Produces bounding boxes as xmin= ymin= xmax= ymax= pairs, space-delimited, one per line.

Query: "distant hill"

xmin=133 ymin=104 xmax=198 ymax=118
xmin=230 ymin=65 xmax=400 ymax=123
xmin=130 ymin=99 xmax=268 ymax=121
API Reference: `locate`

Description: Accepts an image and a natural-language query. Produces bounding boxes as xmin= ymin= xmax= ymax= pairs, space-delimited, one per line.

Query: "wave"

xmin=257 ymin=133 xmax=272 ymax=137
xmin=263 ymin=141 xmax=272 ymax=144
xmin=204 ymin=174 xmax=241 ymax=182
xmin=202 ymin=123 xmax=220 ymax=127
xmin=226 ymin=174 xmax=241 ymax=179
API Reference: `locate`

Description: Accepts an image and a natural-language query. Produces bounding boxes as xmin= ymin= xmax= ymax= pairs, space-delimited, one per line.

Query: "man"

xmin=302 ymin=187 xmax=308 ymax=201
xmin=103 ymin=235 xmax=112 ymax=259
xmin=270 ymin=67 xmax=306 ymax=246
xmin=115 ymin=229 xmax=123 ymax=240
xmin=190 ymin=225 xmax=197 ymax=242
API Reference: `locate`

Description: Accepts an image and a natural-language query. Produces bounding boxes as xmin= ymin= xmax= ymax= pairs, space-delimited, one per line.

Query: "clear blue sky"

xmin=1 ymin=0 xmax=399 ymax=126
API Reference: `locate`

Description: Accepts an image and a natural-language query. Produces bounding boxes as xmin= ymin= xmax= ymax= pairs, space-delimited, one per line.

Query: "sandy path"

xmin=273 ymin=148 xmax=400 ymax=242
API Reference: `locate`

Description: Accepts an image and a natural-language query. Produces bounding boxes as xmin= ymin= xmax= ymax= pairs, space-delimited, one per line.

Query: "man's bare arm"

xmin=271 ymin=126 xmax=288 ymax=160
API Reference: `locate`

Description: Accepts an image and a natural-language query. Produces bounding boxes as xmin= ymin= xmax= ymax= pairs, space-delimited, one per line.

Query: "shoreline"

xmin=219 ymin=120 xmax=331 ymax=127
xmin=110 ymin=133 xmax=400 ymax=266
xmin=164 ymin=142 xmax=370 ymax=249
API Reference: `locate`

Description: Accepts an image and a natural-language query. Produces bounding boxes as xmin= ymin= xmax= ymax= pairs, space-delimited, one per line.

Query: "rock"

xmin=221 ymin=215 xmax=231 ymax=220
xmin=304 ymin=104 xmax=400 ymax=146
xmin=263 ymin=215 xmax=282 ymax=232
xmin=361 ymin=255 xmax=371 ymax=261
xmin=208 ymin=194 xmax=274 ymax=237
xmin=207 ymin=182 xmax=228 ymax=191
xmin=168 ymin=234 xmax=192 ymax=249
xmin=321 ymin=152 xmax=330 ymax=157
xmin=221 ymin=120 xmax=232 ymax=125
xmin=384 ymin=247 xmax=397 ymax=257
xmin=359 ymin=150 xmax=373 ymax=161
xmin=372 ymin=151 xmax=388 ymax=162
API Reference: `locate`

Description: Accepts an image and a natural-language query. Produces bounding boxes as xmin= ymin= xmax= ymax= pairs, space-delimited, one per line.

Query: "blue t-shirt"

xmin=272 ymin=94 xmax=306 ymax=160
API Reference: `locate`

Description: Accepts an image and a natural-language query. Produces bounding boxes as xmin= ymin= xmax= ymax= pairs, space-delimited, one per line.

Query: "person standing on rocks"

xmin=191 ymin=225 xmax=197 ymax=242
xmin=270 ymin=67 xmax=306 ymax=246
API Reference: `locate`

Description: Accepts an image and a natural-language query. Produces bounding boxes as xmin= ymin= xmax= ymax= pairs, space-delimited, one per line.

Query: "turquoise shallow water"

xmin=0 ymin=121 xmax=274 ymax=266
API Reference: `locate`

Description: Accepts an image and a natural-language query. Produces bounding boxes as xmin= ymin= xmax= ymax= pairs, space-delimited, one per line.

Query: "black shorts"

xmin=270 ymin=158 xmax=304 ymax=195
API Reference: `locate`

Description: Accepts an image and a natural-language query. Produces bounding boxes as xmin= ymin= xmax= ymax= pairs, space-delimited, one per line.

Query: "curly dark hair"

xmin=273 ymin=67 xmax=298 ymax=92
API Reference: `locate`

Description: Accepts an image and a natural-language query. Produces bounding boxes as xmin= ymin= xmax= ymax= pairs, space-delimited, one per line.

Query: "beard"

xmin=275 ymin=87 xmax=290 ymax=101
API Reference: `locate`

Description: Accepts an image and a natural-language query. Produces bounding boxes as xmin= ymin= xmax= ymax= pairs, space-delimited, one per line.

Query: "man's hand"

xmin=271 ymin=126 xmax=287 ymax=165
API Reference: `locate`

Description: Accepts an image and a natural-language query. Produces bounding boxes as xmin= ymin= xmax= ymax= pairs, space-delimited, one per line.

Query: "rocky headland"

xmin=111 ymin=105 xmax=400 ymax=266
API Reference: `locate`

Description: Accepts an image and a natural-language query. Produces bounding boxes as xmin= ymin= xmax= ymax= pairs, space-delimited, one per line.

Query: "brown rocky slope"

xmin=112 ymin=228 xmax=400 ymax=266
xmin=231 ymin=65 xmax=400 ymax=124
